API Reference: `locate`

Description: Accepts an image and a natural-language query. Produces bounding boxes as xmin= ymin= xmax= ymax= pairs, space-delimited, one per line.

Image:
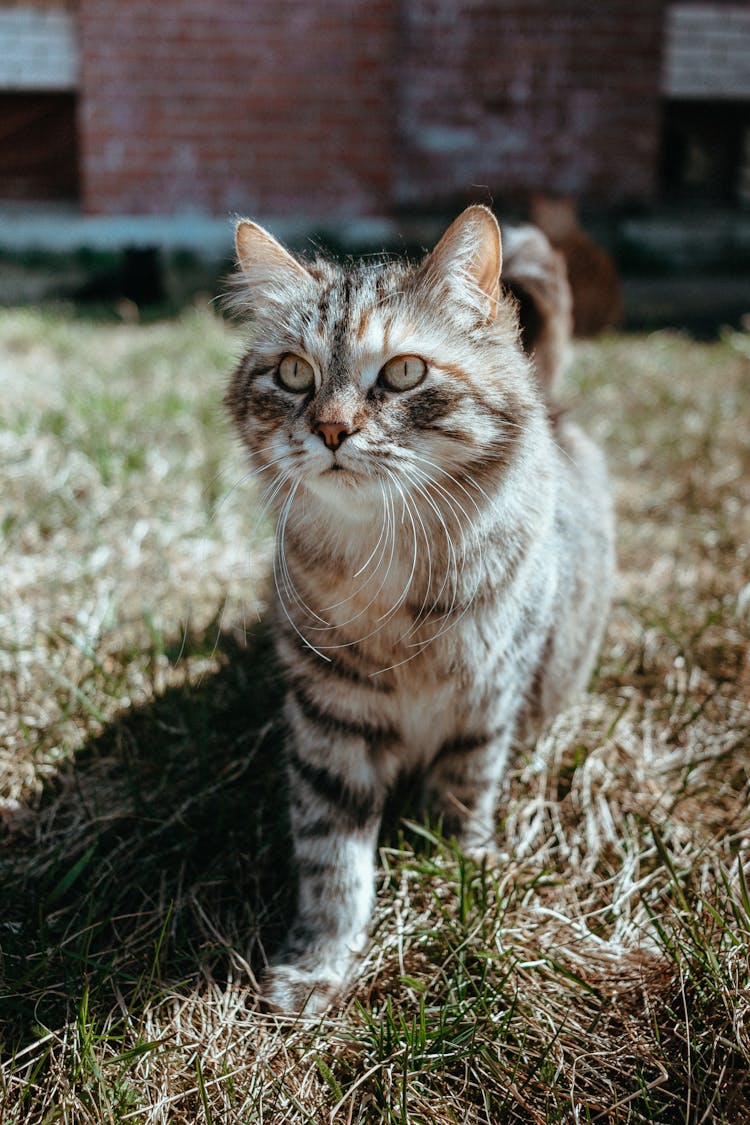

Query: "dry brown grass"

xmin=1 ymin=308 xmax=749 ymax=1123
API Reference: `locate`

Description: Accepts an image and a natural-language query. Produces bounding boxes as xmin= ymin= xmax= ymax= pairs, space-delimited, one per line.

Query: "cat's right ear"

xmin=234 ymin=219 xmax=311 ymax=294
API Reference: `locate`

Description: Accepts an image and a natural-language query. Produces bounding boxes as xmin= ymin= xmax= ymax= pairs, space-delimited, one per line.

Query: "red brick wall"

xmin=395 ymin=0 xmax=668 ymax=210
xmin=77 ymin=0 xmax=667 ymax=217
xmin=77 ymin=0 xmax=395 ymax=216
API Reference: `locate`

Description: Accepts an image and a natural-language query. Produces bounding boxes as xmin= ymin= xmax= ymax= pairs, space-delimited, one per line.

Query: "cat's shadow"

xmin=2 ymin=620 xmax=425 ymax=1042
xmin=3 ymin=623 xmax=293 ymax=1038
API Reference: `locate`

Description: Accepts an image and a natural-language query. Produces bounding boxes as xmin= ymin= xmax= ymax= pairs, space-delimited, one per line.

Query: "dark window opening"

xmin=0 ymin=92 xmax=79 ymax=201
xmin=660 ymin=99 xmax=749 ymax=206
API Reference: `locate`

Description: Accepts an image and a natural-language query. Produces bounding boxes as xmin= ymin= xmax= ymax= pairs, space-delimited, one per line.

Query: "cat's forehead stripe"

xmin=354 ymin=306 xmax=371 ymax=342
xmin=308 ymin=267 xmax=388 ymax=380
xmin=321 ymin=274 xmax=354 ymax=388
xmin=331 ymin=275 xmax=352 ymax=351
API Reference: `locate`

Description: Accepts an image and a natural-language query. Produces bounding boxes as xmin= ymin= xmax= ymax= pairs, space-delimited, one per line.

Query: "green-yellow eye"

xmin=278 ymin=354 xmax=315 ymax=393
xmin=379 ymin=354 xmax=427 ymax=392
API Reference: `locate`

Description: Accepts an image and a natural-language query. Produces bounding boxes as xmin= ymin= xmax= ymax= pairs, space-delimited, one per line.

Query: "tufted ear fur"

xmin=226 ymin=219 xmax=313 ymax=320
xmin=234 ymin=219 xmax=311 ymax=293
xmin=423 ymin=205 xmax=502 ymax=323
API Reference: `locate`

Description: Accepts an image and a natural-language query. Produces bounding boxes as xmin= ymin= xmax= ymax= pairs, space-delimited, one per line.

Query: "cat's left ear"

xmin=423 ymin=205 xmax=502 ymax=323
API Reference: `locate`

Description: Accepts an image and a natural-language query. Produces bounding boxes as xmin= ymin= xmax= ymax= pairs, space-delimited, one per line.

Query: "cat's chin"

xmin=301 ymin=467 xmax=383 ymax=517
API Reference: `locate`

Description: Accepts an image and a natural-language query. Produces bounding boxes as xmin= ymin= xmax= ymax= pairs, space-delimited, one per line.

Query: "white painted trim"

xmin=0 ymin=5 xmax=78 ymax=91
xmin=663 ymin=3 xmax=750 ymax=100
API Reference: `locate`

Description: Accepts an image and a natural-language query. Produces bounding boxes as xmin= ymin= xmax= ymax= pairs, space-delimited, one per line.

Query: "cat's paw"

xmin=261 ymin=962 xmax=346 ymax=1017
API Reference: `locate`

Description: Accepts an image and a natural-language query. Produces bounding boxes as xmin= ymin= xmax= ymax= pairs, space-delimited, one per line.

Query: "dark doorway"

xmin=0 ymin=91 xmax=79 ymax=201
xmin=660 ymin=99 xmax=750 ymax=206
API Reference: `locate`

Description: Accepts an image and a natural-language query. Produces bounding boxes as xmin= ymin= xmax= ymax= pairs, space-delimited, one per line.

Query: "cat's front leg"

xmin=262 ymin=818 xmax=379 ymax=1015
xmin=262 ymin=700 xmax=388 ymax=1015
xmin=424 ymin=727 xmax=514 ymax=861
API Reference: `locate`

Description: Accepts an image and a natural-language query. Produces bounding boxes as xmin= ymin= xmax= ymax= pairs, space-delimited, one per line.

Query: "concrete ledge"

xmin=0 ymin=205 xmax=404 ymax=258
xmin=3 ymin=204 xmax=749 ymax=269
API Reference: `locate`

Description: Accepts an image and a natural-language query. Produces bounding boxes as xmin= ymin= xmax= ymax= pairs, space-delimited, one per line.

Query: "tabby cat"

xmin=225 ymin=206 xmax=614 ymax=1015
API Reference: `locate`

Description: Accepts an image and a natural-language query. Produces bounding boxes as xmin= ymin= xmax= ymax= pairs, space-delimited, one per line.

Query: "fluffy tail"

xmin=501 ymin=224 xmax=572 ymax=401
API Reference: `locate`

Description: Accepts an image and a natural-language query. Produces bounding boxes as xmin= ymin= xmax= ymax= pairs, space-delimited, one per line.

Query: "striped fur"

xmin=225 ymin=206 xmax=614 ymax=1014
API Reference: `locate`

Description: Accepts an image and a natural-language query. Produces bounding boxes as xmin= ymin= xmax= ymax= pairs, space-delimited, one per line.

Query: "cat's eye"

xmin=378 ymin=354 xmax=427 ymax=392
xmin=278 ymin=354 xmax=315 ymax=393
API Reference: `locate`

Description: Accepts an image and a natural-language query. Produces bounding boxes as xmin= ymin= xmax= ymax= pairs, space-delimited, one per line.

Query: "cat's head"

xmin=225 ymin=206 xmax=539 ymax=518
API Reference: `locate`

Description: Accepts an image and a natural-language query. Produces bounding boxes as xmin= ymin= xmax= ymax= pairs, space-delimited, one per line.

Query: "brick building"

xmin=1 ymin=0 xmax=749 ymax=218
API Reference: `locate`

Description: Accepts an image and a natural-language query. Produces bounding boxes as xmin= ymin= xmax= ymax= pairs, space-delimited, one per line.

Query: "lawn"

xmin=1 ymin=305 xmax=749 ymax=1123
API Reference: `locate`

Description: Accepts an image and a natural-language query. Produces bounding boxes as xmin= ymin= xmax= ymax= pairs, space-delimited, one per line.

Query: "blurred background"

xmin=0 ymin=0 xmax=748 ymax=331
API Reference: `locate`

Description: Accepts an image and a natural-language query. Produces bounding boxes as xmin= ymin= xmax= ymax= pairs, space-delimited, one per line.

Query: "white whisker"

xmin=397 ymin=465 xmax=456 ymax=634
xmin=277 ymin=479 xmax=331 ymax=625
xmin=303 ymin=477 xmax=400 ymax=634
xmin=272 ymin=481 xmax=332 ymax=660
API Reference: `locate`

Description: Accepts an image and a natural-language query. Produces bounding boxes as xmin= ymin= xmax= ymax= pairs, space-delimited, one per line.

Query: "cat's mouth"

xmin=323 ymin=458 xmax=358 ymax=476
xmin=317 ymin=460 xmax=365 ymax=488
xmin=322 ymin=463 xmax=359 ymax=484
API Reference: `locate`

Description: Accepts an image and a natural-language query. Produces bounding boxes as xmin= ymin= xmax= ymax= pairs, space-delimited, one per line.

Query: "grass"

xmin=1 ymin=304 xmax=749 ymax=1123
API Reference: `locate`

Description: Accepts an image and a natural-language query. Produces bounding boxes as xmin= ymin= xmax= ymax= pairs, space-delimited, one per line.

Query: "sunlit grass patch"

xmin=1 ymin=310 xmax=749 ymax=1122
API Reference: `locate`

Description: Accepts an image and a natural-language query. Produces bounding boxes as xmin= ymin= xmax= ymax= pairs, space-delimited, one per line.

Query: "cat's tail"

xmin=501 ymin=224 xmax=572 ymax=401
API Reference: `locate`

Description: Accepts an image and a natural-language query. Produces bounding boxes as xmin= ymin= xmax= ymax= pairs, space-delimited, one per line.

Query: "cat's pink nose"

xmin=314 ymin=421 xmax=355 ymax=451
